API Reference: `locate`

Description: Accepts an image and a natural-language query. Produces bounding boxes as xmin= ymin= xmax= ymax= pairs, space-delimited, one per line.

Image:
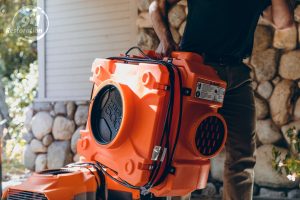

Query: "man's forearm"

xmin=149 ymin=0 xmax=174 ymax=44
xmin=271 ymin=0 xmax=294 ymax=29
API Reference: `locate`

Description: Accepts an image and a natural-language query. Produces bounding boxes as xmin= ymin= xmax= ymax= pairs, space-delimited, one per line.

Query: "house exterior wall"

xmin=37 ymin=0 xmax=137 ymax=101
xmin=25 ymin=0 xmax=300 ymax=198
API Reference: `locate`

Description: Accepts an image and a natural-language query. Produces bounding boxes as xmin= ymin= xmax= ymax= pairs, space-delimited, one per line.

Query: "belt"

xmin=202 ymin=53 xmax=243 ymax=66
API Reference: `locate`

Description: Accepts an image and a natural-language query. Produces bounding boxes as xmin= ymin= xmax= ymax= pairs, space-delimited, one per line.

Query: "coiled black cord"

xmin=153 ymin=64 xmax=183 ymax=187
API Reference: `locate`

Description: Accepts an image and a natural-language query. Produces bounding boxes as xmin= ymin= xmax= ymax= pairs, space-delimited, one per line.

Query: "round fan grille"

xmin=195 ymin=116 xmax=225 ymax=157
xmin=91 ymin=85 xmax=123 ymax=144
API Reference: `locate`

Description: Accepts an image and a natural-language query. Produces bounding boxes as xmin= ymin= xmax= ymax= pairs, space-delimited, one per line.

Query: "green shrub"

xmin=273 ymin=127 xmax=300 ymax=182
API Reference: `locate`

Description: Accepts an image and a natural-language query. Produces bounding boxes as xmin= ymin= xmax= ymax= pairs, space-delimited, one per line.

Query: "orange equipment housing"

xmin=2 ymin=164 xmax=141 ymax=200
xmin=78 ymin=51 xmax=227 ymax=197
xmin=2 ymin=167 xmax=102 ymax=200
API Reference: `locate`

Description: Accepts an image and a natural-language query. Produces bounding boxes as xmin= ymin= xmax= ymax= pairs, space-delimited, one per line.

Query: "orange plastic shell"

xmin=78 ymin=51 xmax=227 ymax=197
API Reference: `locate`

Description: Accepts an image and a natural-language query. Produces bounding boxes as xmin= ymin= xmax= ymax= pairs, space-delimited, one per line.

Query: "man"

xmin=149 ymin=0 xmax=294 ymax=200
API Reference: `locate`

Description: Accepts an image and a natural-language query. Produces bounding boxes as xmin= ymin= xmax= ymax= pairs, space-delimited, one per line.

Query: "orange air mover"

xmin=2 ymin=165 xmax=106 ymax=200
xmin=77 ymin=49 xmax=227 ymax=197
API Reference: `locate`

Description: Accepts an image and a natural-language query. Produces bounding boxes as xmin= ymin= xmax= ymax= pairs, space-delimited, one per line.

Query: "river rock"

xmin=47 ymin=141 xmax=71 ymax=169
xmin=23 ymin=145 xmax=37 ymax=171
xmin=30 ymin=139 xmax=47 ymax=153
xmin=257 ymin=15 xmax=272 ymax=26
xmin=272 ymin=76 xmax=281 ymax=85
xmin=24 ymin=106 xmax=33 ymax=131
xmin=273 ymin=25 xmax=297 ymax=50
xmin=42 ymin=134 xmax=53 ymax=147
xmin=35 ymin=154 xmax=47 ymax=172
xmin=75 ymin=101 xmax=87 ymax=106
xmin=259 ymin=188 xmax=286 ymax=198
xmin=168 ymin=5 xmax=186 ymax=28
xmin=137 ymin=0 xmax=153 ymax=11
xmin=137 ymin=29 xmax=159 ymax=50
xmin=251 ymin=48 xmax=278 ymax=82
xmin=71 ymin=126 xmax=85 ymax=153
xmin=200 ymin=182 xmax=217 ymax=197
xmin=136 ymin=12 xmax=152 ymax=28
xmin=219 ymin=187 xmax=224 ymax=197
xmin=270 ymin=80 xmax=294 ymax=126
xmin=33 ymin=102 xmax=52 ymax=112
xmin=256 ymin=119 xmax=282 ymax=144
xmin=74 ymin=105 xmax=88 ymax=126
xmin=254 ymin=144 xmax=299 ymax=188
xmin=279 ymin=50 xmax=300 ymax=80
xmin=257 ymin=81 xmax=273 ymax=99
xmin=255 ymin=96 xmax=269 ymax=120
xmin=31 ymin=112 xmax=53 ymax=140
xmin=22 ymin=132 xmax=34 ymax=143
xmin=66 ymin=101 xmax=76 ymax=119
xmin=52 ymin=116 xmax=75 ymax=140
xmin=253 ymin=25 xmax=273 ymax=52
xmin=178 ymin=0 xmax=187 ymax=6
xmin=288 ymin=189 xmax=300 ymax=198
xmin=49 ymin=110 xmax=55 ymax=117
xmin=54 ymin=102 xmax=66 ymax=115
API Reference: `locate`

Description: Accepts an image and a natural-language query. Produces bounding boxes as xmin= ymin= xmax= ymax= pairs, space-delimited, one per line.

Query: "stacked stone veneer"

xmin=23 ymin=101 xmax=88 ymax=172
xmin=22 ymin=0 xmax=300 ymax=198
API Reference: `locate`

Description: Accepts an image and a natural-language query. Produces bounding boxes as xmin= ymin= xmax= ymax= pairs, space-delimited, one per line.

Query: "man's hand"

xmin=149 ymin=0 xmax=180 ymax=57
xmin=156 ymin=40 xmax=179 ymax=58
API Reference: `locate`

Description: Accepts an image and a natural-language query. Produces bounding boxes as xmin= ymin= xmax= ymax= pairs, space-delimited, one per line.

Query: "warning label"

xmin=195 ymin=82 xmax=225 ymax=103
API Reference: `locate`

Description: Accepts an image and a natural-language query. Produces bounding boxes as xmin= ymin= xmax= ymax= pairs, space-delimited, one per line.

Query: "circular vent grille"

xmin=91 ymin=85 xmax=123 ymax=144
xmin=195 ymin=116 xmax=225 ymax=157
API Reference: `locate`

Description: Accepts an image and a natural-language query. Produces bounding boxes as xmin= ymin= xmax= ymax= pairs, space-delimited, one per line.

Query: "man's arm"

xmin=263 ymin=0 xmax=294 ymax=29
xmin=272 ymin=0 xmax=294 ymax=29
xmin=149 ymin=0 xmax=180 ymax=56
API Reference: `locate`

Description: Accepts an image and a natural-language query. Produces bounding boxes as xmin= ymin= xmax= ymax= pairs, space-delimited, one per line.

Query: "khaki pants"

xmin=173 ymin=62 xmax=256 ymax=200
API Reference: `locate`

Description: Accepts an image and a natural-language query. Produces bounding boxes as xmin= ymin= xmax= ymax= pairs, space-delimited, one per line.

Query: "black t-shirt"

xmin=180 ymin=0 xmax=271 ymax=58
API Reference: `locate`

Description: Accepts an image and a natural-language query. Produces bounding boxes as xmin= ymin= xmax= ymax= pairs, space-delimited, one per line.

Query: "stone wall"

xmin=136 ymin=0 xmax=300 ymax=198
xmin=23 ymin=101 xmax=88 ymax=172
xmin=22 ymin=0 xmax=300 ymax=198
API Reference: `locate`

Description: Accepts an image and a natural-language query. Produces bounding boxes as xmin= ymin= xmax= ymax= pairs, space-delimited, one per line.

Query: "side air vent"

xmin=8 ymin=189 xmax=48 ymax=200
xmin=195 ymin=116 xmax=226 ymax=157
xmin=91 ymin=85 xmax=123 ymax=144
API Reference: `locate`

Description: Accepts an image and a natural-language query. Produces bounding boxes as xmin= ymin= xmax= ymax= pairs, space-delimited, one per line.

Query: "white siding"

xmin=37 ymin=0 xmax=137 ymax=101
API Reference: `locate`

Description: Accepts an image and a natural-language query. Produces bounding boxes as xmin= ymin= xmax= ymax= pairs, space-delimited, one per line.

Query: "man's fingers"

xmin=155 ymin=41 xmax=178 ymax=59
